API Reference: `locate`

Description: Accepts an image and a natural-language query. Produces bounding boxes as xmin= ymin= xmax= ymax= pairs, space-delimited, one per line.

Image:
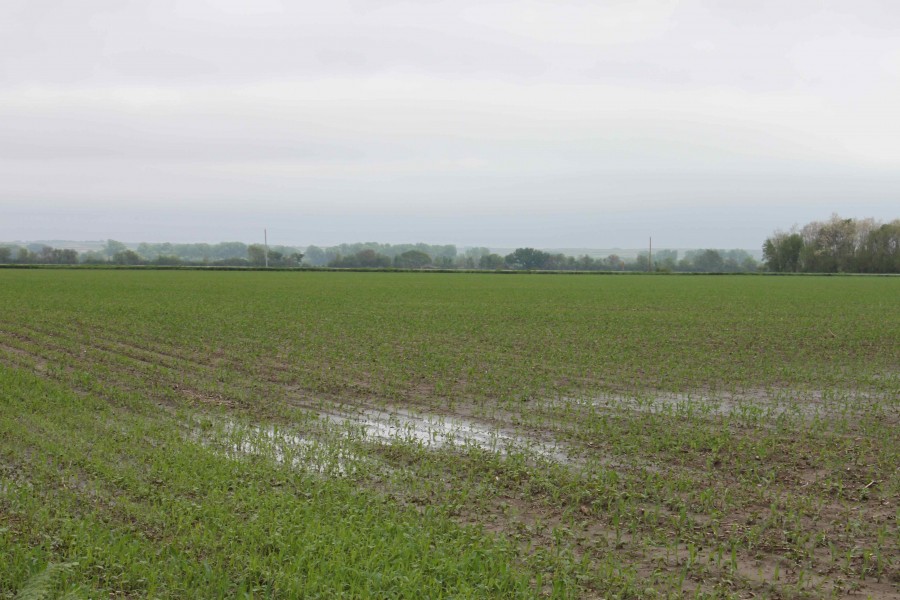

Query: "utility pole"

xmin=648 ymin=236 xmax=652 ymax=272
xmin=264 ymin=228 xmax=269 ymax=268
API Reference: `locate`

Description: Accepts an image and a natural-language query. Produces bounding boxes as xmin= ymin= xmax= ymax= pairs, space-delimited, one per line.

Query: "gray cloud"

xmin=2 ymin=0 xmax=899 ymax=248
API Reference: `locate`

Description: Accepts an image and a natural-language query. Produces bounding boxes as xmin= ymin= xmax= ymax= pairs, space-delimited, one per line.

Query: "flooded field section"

xmin=199 ymin=402 xmax=572 ymax=477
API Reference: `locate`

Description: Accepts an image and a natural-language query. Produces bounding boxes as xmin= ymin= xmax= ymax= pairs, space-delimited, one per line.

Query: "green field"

xmin=1 ymin=270 xmax=898 ymax=598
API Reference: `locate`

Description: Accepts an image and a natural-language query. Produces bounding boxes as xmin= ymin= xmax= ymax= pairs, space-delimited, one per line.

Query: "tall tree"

xmin=104 ymin=240 xmax=128 ymax=259
xmin=394 ymin=250 xmax=432 ymax=268
xmin=505 ymin=248 xmax=550 ymax=270
xmin=762 ymin=231 xmax=803 ymax=272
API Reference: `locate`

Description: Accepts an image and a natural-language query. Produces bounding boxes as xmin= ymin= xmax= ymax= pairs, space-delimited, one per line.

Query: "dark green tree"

xmin=504 ymin=248 xmax=551 ymax=270
xmin=762 ymin=232 xmax=803 ymax=272
xmin=478 ymin=254 xmax=506 ymax=269
xmin=394 ymin=250 xmax=432 ymax=268
xmin=692 ymin=249 xmax=725 ymax=272
xmin=112 ymin=250 xmax=142 ymax=265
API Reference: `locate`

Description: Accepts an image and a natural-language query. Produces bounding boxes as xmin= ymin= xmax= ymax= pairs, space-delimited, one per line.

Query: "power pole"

xmin=264 ymin=228 xmax=269 ymax=268
xmin=648 ymin=236 xmax=652 ymax=272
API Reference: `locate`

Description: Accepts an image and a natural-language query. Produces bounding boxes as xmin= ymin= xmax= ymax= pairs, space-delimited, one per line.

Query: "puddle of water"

xmin=325 ymin=407 xmax=571 ymax=463
xmin=545 ymin=387 xmax=894 ymax=422
xmin=208 ymin=421 xmax=363 ymax=476
xmin=195 ymin=405 xmax=574 ymax=478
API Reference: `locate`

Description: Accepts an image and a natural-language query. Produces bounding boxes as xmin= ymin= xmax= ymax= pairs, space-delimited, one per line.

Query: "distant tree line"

xmin=0 ymin=239 xmax=767 ymax=272
xmin=0 ymin=240 xmax=303 ymax=267
xmin=763 ymin=215 xmax=900 ymax=273
xmin=321 ymin=245 xmax=760 ymax=272
xmin=10 ymin=218 xmax=900 ymax=272
xmin=0 ymin=244 xmax=79 ymax=265
xmin=303 ymin=242 xmax=458 ymax=267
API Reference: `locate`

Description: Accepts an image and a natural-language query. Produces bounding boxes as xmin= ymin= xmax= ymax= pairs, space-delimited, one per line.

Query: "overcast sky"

xmin=2 ymin=0 xmax=899 ymax=249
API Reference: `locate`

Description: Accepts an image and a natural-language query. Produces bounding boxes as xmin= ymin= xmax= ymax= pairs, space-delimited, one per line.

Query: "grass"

xmin=0 ymin=270 xmax=898 ymax=598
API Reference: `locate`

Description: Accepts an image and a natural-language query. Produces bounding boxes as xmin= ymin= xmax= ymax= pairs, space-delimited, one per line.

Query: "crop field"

xmin=0 ymin=270 xmax=898 ymax=599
